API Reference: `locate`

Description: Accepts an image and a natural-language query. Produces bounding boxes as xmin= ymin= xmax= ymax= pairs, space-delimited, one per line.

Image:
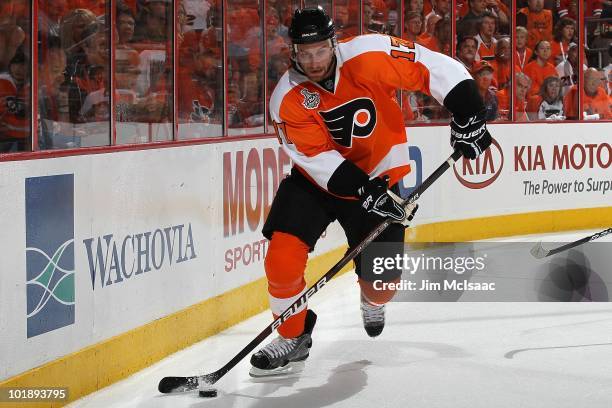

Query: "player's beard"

xmin=305 ymin=56 xmax=336 ymax=83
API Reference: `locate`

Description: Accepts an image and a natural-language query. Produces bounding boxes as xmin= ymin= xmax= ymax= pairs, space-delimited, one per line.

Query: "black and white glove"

xmin=357 ymin=177 xmax=419 ymax=226
xmin=450 ymin=109 xmax=492 ymax=160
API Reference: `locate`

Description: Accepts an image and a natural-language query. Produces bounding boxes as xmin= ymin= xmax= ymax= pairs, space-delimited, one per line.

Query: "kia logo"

xmin=453 ymin=138 xmax=504 ymax=189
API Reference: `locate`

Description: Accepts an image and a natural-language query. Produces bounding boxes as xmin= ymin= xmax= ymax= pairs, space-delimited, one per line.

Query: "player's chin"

xmin=305 ymin=70 xmax=326 ymax=81
xmin=307 ymin=75 xmax=322 ymax=82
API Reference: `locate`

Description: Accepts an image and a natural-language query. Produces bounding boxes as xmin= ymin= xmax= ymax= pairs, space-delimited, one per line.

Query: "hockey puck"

xmin=198 ymin=388 xmax=218 ymax=398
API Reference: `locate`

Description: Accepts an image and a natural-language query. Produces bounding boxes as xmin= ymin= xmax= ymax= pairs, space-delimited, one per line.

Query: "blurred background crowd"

xmin=0 ymin=0 xmax=610 ymax=152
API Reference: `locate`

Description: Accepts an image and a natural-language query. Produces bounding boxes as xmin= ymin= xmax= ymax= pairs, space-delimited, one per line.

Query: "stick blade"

xmin=158 ymin=376 xmax=198 ymax=393
xmin=530 ymin=241 xmax=549 ymax=259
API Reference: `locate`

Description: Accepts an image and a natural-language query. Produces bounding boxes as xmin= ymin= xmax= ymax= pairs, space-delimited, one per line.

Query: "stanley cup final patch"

xmin=301 ymin=88 xmax=321 ymax=110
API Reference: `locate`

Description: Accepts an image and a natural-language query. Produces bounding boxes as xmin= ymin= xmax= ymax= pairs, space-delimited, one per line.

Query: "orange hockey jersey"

xmin=474 ymin=34 xmax=497 ymax=62
xmin=269 ymin=34 xmax=471 ymax=194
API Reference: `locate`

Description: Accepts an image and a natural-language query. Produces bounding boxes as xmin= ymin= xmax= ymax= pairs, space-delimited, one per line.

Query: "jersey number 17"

xmin=389 ymin=37 xmax=416 ymax=62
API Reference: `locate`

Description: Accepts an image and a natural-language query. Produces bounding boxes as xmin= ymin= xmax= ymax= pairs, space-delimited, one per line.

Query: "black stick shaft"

xmin=204 ymin=150 xmax=463 ymax=384
xmin=546 ymin=228 xmax=612 ymax=257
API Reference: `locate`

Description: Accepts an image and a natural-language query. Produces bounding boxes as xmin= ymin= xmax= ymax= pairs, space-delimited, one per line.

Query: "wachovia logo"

xmin=26 ymin=175 xmax=75 ymax=338
xmin=83 ymin=223 xmax=197 ymax=290
xmin=453 ymin=138 xmax=504 ymax=189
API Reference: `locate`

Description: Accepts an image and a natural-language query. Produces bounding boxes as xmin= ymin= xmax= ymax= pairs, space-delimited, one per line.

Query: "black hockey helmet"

xmin=289 ymin=6 xmax=335 ymax=44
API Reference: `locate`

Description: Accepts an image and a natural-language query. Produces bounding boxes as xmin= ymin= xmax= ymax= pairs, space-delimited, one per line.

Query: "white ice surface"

xmin=68 ymin=230 xmax=612 ymax=408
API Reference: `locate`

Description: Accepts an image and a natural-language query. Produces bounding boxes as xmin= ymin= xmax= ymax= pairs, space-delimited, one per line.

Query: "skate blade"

xmin=249 ymin=361 xmax=306 ymax=378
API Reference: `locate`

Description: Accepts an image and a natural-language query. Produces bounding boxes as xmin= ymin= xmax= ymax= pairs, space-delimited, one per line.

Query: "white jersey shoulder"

xmin=269 ymin=69 xmax=309 ymax=122
xmin=338 ymin=34 xmax=398 ymax=64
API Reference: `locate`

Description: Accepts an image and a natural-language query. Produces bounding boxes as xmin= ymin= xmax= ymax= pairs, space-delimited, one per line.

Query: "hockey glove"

xmin=450 ymin=109 xmax=492 ymax=160
xmin=358 ymin=177 xmax=419 ymax=226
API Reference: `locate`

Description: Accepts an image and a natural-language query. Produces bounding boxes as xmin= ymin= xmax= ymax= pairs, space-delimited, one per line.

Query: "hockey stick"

xmin=158 ymin=149 xmax=463 ymax=394
xmin=530 ymin=228 xmax=612 ymax=259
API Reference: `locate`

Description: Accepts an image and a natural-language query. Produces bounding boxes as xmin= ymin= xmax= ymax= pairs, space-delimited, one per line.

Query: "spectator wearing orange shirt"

xmin=417 ymin=14 xmax=442 ymax=50
xmin=515 ymin=26 xmax=533 ymax=72
xmin=404 ymin=12 xmax=423 ymax=43
xmin=515 ymin=72 xmax=532 ymax=121
xmin=474 ymin=12 xmax=497 ymax=61
xmin=564 ymin=68 xmax=611 ymax=120
xmin=491 ymin=37 xmax=511 ymax=90
xmin=523 ymin=40 xmax=558 ymax=97
xmin=418 ymin=15 xmax=451 ymax=55
xmin=498 ymin=72 xmax=531 ymax=121
xmin=550 ymin=18 xmax=576 ymax=66
xmin=517 ymin=0 xmax=553 ymax=51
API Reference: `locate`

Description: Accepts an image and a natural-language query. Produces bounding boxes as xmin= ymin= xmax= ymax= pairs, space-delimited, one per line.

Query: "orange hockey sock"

xmin=265 ymin=232 xmax=310 ymax=338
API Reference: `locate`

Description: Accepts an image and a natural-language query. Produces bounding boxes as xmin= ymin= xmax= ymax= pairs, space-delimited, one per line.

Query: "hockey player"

xmin=250 ymin=6 xmax=492 ymax=377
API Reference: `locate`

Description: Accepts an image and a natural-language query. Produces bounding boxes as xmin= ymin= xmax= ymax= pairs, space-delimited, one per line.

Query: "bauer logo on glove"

xmin=450 ymin=109 xmax=492 ymax=160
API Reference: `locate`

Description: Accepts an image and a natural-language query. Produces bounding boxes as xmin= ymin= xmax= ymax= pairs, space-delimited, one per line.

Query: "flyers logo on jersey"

xmin=301 ymin=88 xmax=320 ymax=109
xmin=319 ymin=98 xmax=377 ymax=148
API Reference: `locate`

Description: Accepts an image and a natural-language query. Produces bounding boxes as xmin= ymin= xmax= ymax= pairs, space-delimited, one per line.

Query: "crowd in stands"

xmin=387 ymin=0 xmax=611 ymax=122
xmin=454 ymin=0 xmax=611 ymax=121
xmin=3 ymin=0 xmax=284 ymax=150
xmin=34 ymin=0 xmax=178 ymax=148
xmin=1 ymin=0 xmax=610 ymax=151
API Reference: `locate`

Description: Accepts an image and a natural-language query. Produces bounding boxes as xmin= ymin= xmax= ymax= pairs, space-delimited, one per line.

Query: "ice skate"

xmin=249 ymin=309 xmax=317 ymax=377
xmin=360 ymin=293 xmax=385 ymax=338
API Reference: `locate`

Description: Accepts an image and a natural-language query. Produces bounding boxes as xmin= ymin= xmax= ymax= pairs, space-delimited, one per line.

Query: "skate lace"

xmin=262 ymin=336 xmax=300 ymax=359
xmin=361 ymin=300 xmax=384 ymax=324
